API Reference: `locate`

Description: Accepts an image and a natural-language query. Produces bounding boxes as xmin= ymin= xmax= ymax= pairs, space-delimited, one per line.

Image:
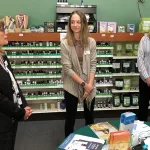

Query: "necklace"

xmin=17 ymin=14 xmax=25 ymax=29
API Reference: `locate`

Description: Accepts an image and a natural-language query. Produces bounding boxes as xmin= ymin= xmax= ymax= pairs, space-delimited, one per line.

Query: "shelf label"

xmin=19 ymin=33 xmax=23 ymax=36
xmin=88 ymin=5 xmax=92 ymax=7
xmin=110 ymin=35 xmax=114 ymax=38
xmin=81 ymin=5 xmax=84 ymax=7
xmin=130 ymin=33 xmax=134 ymax=36
xmin=101 ymin=34 xmax=106 ymax=37
xmin=70 ymin=5 xmax=74 ymax=7
xmin=75 ymin=5 xmax=79 ymax=7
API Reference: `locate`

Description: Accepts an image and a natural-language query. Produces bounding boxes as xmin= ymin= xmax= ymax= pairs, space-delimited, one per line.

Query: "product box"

xmin=97 ymin=21 xmax=107 ymax=33
xmin=119 ymin=112 xmax=136 ymax=133
xmin=107 ymin=22 xmax=117 ymax=33
xmin=127 ymin=24 xmax=135 ymax=33
xmin=109 ymin=130 xmax=130 ymax=150
xmin=139 ymin=18 xmax=150 ymax=33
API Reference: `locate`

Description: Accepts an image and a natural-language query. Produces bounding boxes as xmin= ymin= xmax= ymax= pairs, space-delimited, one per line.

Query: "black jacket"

xmin=0 ymin=55 xmax=28 ymax=133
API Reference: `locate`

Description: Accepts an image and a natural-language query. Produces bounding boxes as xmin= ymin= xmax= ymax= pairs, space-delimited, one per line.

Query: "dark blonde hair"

xmin=0 ymin=19 xmax=5 ymax=55
xmin=65 ymin=10 xmax=89 ymax=48
xmin=148 ymin=32 xmax=150 ymax=38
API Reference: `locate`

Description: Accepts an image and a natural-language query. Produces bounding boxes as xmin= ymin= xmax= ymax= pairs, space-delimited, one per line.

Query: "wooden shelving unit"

xmin=7 ymin=33 xmax=144 ymax=42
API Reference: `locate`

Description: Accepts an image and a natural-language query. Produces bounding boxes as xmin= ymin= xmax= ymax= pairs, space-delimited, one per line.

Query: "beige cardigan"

xmin=61 ymin=37 xmax=97 ymax=108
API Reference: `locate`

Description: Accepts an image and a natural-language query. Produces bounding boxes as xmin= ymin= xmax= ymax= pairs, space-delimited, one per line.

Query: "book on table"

xmin=58 ymin=133 xmax=105 ymax=150
xmin=89 ymin=122 xmax=118 ymax=141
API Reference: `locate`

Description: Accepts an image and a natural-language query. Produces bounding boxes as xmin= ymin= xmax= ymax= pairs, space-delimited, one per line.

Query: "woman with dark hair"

xmin=61 ymin=11 xmax=97 ymax=137
xmin=137 ymin=33 xmax=150 ymax=121
xmin=0 ymin=20 xmax=32 ymax=150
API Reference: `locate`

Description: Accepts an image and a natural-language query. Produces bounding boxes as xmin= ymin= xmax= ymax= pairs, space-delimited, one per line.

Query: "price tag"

xmin=75 ymin=5 xmax=79 ymax=7
xmin=81 ymin=5 xmax=84 ymax=7
xmin=88 ymin=5 xmax=92 ymax=7
xmin=19 ymin=33 xmax=23 ymax=36
xmin=70 ymin=5 xmax=74 ymax=7
xmin=102 ymin=34 xmax=106 ymax=37
xmin=61 ymin=5 xmax=65 ymax=7
xmin=110 ymin=35 xmax=114 ymax=38
xmin=130 ymin=33 xmax=134 ymax=36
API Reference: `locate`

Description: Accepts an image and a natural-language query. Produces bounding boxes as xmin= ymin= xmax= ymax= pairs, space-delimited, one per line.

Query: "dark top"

xmin=0 ymin=54 xmax=27 ymax=133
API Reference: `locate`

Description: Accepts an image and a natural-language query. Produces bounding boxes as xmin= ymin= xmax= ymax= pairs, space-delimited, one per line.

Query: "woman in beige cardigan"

xmin=61 ymin=10 xmax=97 ymax=137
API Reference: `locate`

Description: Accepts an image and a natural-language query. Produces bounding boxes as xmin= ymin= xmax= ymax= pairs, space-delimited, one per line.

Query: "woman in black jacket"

xmin=0 ymin=20 xmax=32 ymax=150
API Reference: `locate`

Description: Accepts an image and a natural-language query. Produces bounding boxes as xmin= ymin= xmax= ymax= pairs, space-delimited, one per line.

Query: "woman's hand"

xmin=82 ymin=91 xmax=90 ymax=100
xmin=84 ymin=83 xmax=93 ymax=94
xmin=24 ymin=106 xmax=32 ymax=120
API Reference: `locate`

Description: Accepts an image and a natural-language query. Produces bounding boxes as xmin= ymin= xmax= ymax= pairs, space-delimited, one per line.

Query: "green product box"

xmin=139 ymin=18 xmax=150 ymax=33
xmin=115 ymin=43 xmax=125 ymax=56
xmin=125 ymin=43 xmax=133 ymax=56
xmin=132 ymin=43 xmax=139 ymax=56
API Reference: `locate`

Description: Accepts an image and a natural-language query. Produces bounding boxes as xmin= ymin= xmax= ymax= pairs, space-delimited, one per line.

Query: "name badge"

xmin=84 ymin=50 xmax=90 ymax=55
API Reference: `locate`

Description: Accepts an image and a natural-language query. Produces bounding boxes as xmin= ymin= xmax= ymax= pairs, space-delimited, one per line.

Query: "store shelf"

xmin=8 ymin=55 xmax=61 ymax=59
xmin=11 ymin=65 xmax=62 ymax=69
xmin=7 ymin=33 xmax=144 ymax=42
xmin=20 ymin=85 xmax=63 ymax=90
xmin=15 ymin=74 xmax=62 ymax=79
xmin=112 ymin=89 xmax=139 ymax=93
xmin=111 ymin=106 xmax=139 ymax=110
xmin=112 ymin=73 xmax=139 ymax=77
xmin=96 ymin=46 xmax=114 ymax=50
xmin=96 ymin=84 xmax=113 ymax=87
xmin=95 ymin=74 xmax=112 ymax=77
xmin=3 ymin=46 xmax=57 ymax=50
xmin=96 ymin=94 xmax=112 ymax=98
xmin=96 ymin=64 xmax=112 ymax=68
xmin=113 ymin=56 xmax=137 ymax=59
xmin=97 ymin=54 xmax=113 ymax=58
xmin=26 ymin=96 xmax=64 ymax=101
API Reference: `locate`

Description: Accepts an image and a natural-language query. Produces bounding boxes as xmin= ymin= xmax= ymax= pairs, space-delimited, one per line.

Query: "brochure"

xmin=89 ymin=122 xmax=118 ymax=141
xmin=58 ymin=133 xmax=105 ymax=150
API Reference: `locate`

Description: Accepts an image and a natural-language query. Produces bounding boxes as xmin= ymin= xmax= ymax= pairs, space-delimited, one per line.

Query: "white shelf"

xmin=32 ymin=106 xmax=139 ymax=114
xmin=112 ymin=73 xmax=139 ymax=76
xmin=112 ymin=89 xmax=139 ymax=93
xmin=12 ymin=65 xmax=62 ymax=69
xmin=96 ymin=64 xmax=112 ymax=68
xmin=4 ymin=47 xmax=57 ymax=50
xmin=16 ymin=75 xmax=62 ymax=79
xmin=113 ymin=56 xmax=137 ymax=59
xmin=96 ymin=83 xmax=113 ymax=87
xmin=95 ymin=74 xmax=112 ymax=77
xmin=96 ymin=95 xmax=112 ymax=98
xmin=21 ymin=85 xmax=63 ymax=89
xmin=8 ymin=55 xmax=61 ymax=59
xmin=96 ymin=55 xmax=113 ymax=58
xmin=96 ymin=46 xmax=114 ymax=50
xmin=26 ymin=96 xmax=64 ymax=101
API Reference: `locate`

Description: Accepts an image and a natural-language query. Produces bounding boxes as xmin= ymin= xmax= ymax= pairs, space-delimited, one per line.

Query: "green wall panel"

xmin=0 ymin=0 xmax=149 ymax=31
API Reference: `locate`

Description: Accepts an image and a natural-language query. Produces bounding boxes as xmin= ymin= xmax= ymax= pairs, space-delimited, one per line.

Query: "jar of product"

xmin=113 ymin=95 xmax=121 ymax=107
xmin=113 ymin=59 xmax=121 ymax=73
xmin=123 ymin=78 xmax=131 ymax=90
xmin=115 ymin=78 xmax=124 ymax=90
xmin=122 ymin=60 xmax=131 ymax=73
xmin=125 ymin=43 xmax=133 ymax=56
xmin=123 ymin=94 xmax=131 ymax=107
xmin=131 ymin=94 xmax=139 ymax=106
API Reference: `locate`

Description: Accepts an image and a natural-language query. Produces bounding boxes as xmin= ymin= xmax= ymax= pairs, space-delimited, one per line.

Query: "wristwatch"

xmin=81 ymin=81 xmax=85 ymax=87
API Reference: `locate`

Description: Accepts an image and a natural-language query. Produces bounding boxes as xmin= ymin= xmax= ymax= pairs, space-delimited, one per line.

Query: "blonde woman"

xmin=61 ymin=11 xmax=97 ymax=137
xmin=0 ymin=20 xmax=32 ymax=150
xmin=137 ymin=33 xmax=150 ymax=121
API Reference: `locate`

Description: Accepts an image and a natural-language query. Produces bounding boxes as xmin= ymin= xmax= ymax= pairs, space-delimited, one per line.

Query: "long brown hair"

xmin=148 ymin=32 xmax=150 ymax=38
xmin=0 ymin=19 xmax=5 ymax=56
xmin=65 ymin=10 xmax=89 ymax=48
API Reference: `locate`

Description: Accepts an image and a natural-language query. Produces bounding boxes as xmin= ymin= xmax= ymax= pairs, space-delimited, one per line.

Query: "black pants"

xmin=64 ymin=90 xmax=95 ymax=137
xmin=0 ymin=121 xmax=18 ymax=150
xmin=138 ymin=77 xmax=150 ymax=121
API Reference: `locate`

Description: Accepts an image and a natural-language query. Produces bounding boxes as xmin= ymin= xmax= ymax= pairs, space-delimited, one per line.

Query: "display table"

xmin=57 ymin=120 xmax=150 ymax=150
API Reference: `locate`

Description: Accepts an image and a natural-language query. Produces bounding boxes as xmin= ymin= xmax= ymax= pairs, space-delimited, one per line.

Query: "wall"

xmin=0 ymin=0 xmax=150 ymax=31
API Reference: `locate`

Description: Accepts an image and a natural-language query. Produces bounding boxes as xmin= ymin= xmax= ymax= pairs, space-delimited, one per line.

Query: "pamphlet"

xmin=58 ymin=133 xmax=105 ymax=150
xmin=89 ymin=122 xmax=118 ymax=141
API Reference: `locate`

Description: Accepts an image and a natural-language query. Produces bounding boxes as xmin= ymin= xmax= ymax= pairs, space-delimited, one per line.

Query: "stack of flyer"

xmin=58 ymin=133 xmax=105 ymax=150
